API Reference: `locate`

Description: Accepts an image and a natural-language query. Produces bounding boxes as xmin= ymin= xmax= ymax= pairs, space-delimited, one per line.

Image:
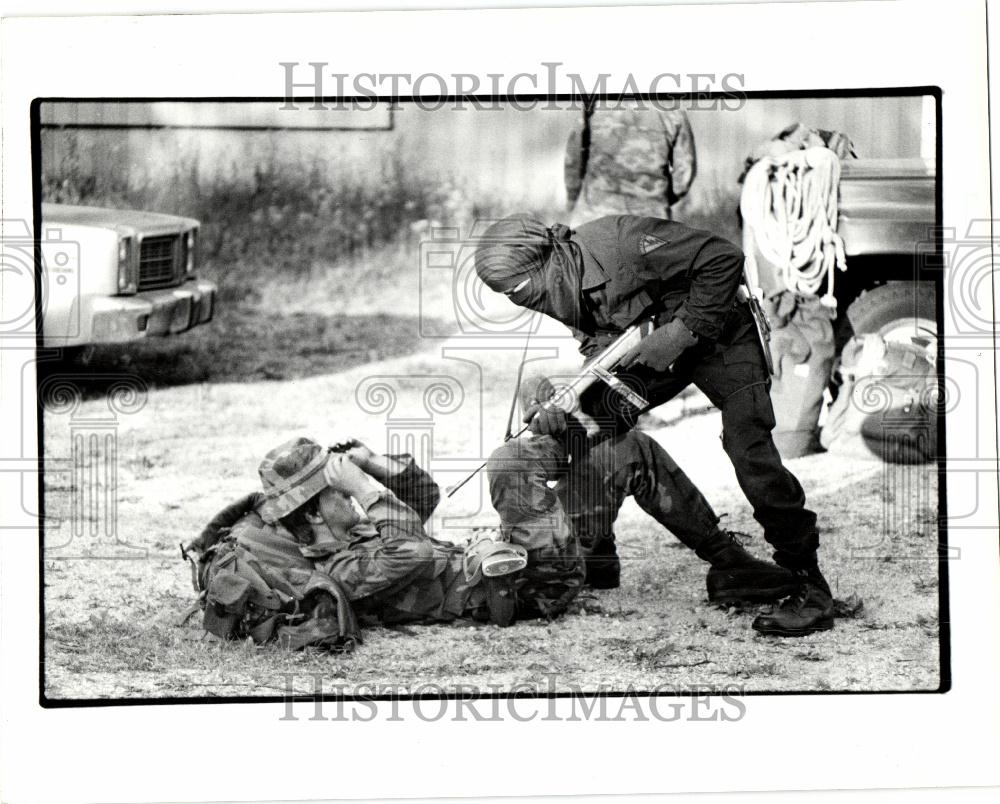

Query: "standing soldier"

xmin=475 ymin=215 xmax=835 ymax=637
xmin=564 ymin=100 xmax=696 ymax=226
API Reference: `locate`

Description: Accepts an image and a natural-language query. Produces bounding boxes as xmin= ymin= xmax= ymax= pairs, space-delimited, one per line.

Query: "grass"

xmin=38 ymin=135 xmax=941 ymax=700
xmin=42 ymin=130 xmax=540 ymax=295
xmin=42 ymin=337 xmax=943 ymax=698
xmin=40 ymin=132 xmax=556 ymax=397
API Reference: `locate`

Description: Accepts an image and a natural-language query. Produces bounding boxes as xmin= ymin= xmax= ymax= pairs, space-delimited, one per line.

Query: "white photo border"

xmin=1 ymin=1 xmax=997 ymax=801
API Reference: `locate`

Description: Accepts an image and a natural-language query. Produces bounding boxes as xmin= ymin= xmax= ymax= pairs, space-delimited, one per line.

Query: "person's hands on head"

xmin=330 ymin=439 xmax=377 ymax=473
xmin=323 ymin=452 xmax=376 ymax=497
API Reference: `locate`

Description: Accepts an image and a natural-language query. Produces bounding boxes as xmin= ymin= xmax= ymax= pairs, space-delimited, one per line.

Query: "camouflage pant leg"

xmin=486 ymin=436 xmax=585 ymax=617
xmin=560 ymin=430 xmax=721 ymax=553
xmin=440 ymin=550 xmax=487 ymax=622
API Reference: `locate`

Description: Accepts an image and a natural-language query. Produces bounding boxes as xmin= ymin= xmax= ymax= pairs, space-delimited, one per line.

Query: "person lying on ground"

xmin=188 ymin=437 xmax=532 ymax=630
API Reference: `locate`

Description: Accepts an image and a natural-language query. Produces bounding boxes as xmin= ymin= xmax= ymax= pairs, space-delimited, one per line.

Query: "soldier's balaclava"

xmin=474 ymin=215 xmax=583 ymax=327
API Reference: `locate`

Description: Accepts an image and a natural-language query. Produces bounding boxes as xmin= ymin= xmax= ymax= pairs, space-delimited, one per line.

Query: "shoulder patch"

xmin=639 ymin=234 xmax=668 ymax=255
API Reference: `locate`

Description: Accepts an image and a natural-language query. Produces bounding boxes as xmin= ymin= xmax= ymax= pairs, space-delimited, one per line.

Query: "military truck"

xmin=740 ymin=151 xmax=938 ymax=461
xmin=835 ymin=157 xmax=936 ymax=359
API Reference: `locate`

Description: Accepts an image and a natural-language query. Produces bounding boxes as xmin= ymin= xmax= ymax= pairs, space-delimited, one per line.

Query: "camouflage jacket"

xmin=565 ymin=104 xmax=696 ymax=224
xmin=199 ymin=456 xmax=480 ymax=625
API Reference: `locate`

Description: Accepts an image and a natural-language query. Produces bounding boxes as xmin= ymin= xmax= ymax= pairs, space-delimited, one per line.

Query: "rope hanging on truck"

xmin=740 ymin=146 xmax=847 ymax=307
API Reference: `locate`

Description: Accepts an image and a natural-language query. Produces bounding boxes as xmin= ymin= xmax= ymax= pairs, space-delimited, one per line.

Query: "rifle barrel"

xmin=445 ymin=424 xmax=530 ymax=498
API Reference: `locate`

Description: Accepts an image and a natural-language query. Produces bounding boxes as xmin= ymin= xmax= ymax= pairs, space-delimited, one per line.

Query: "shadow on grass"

xmin=38 ymin=307 xmax=453 ymax=403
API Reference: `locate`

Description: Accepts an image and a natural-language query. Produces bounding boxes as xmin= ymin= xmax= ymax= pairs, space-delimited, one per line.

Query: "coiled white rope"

xmin=741 ymin=146 xmax=847 ymax=307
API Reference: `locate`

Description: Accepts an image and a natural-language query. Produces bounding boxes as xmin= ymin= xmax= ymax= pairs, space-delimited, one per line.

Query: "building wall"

xmin=40 ymin=95 xmax=932 ymax=214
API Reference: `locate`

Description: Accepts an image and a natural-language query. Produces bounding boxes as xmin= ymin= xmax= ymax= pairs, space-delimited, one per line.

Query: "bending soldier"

xmin=475 ymin=214 xmax=835 ymax=637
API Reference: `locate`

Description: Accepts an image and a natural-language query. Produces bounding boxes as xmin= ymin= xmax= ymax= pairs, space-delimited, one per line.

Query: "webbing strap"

xmin=175 ymin=593 xmax=206 ymax=627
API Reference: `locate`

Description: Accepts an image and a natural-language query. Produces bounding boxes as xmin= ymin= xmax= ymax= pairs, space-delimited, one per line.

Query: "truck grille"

xmin=138 ymin=235 xmax=180 ymax=290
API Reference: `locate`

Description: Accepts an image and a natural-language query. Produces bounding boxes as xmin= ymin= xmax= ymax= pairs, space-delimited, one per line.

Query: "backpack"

xmin=180 ymin=526 xmax=361 ymax=652
xmin=766 ymin=292 xmax=838 ymax=458
xmin=820 ymin=333 xmax=937 ymax=464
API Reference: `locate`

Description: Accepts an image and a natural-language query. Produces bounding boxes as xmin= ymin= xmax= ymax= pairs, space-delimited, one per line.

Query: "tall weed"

xmin=41 ymin=132 xmax=520 ymax=300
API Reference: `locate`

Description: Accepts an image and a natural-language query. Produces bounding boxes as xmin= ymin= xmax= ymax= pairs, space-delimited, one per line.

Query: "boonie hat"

xmin=257 ymin=437 xmax=330 ymax=524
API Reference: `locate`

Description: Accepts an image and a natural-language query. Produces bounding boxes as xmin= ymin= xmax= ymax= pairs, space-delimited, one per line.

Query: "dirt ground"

xmin=41 ymin=279 xmax=944 ymax=698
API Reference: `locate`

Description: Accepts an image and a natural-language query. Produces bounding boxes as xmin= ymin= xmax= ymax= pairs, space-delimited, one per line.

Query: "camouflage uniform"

xmin=565 ymin=102 xmax=696 ymax=226
xmin=198 ymin=455 xmax=488 ymax=626
xmin=487 ymin=428 xmax=723 ymax=608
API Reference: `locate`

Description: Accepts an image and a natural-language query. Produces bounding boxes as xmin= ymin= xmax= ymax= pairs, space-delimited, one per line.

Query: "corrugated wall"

xmin=40 ymin=95 xmax=930 ymax=213
xmin=687 ymin=96 xmax=929 ymax=192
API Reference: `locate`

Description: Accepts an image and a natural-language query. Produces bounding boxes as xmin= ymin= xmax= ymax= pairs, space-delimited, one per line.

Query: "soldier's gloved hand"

xmin=522 ymin=403 xmax=568 ymax=436
xmin=323 ymin=452 xmax=377 ymax=497
xmin=624 ymin=318 xmax=700 ymax=373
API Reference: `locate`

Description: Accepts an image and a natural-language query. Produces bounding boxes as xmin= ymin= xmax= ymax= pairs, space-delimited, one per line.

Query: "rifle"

xmin=446 ymin=319 xmax=655 ymax=497
xmin=737 ymin=262 xmax=775 ymax=375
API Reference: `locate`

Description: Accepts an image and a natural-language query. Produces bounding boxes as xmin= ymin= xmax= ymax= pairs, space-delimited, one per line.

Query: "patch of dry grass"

xmin=36 ymin=158 xmax=941 ymax=699
xmin=42 ymin=337 xmax=943 ymax=699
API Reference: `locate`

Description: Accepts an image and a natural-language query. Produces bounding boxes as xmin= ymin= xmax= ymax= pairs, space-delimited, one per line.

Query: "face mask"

xmin=501 ymin=245 xmax=583 ymax=327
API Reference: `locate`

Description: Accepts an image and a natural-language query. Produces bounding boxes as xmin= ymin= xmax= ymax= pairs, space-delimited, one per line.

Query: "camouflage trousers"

xmin=487 ymin=430 xmax=721 ymax=606
xmin=353 ymin=542 xmax=490 ymax=625
xmin=569 ymin=194 xmax=673 ymax=228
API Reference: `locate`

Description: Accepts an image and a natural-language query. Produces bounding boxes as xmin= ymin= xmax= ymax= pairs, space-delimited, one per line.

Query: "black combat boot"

xmin=585 ymin=536 xmax=621 ymax=590
xmin=484 ymin=575 xmax=518 ymax=627
xmin=752 ymin=566 xmax=834 ymax=637
xmin=696 ymin=531 xmax=800 ymax=604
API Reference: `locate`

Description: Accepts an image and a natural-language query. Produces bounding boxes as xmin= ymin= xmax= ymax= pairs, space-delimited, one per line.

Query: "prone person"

xmin=188 ymin=437 xmax=547 ymax=631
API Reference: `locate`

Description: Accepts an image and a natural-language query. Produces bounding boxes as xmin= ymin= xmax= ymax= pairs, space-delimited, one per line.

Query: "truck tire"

xmin=823 ymin=282 xmax=938 ymax=463
xmin=846 ymin=281 xmax=937 ymax=359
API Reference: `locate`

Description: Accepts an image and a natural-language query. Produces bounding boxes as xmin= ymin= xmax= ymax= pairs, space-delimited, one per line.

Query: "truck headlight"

xmin=117 ymin=236 xmax=137 ymax=294
xmin=184 ymin=228 xmax=197 ymax=276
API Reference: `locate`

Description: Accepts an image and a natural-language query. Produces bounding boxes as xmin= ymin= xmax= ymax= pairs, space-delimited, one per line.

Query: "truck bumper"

xmin=57 ymin=279 xmax=217 ymax=346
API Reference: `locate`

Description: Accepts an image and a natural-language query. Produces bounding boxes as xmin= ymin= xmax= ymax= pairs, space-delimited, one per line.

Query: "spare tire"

xmin=847 ymin=281 xmax=937 ymax=360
